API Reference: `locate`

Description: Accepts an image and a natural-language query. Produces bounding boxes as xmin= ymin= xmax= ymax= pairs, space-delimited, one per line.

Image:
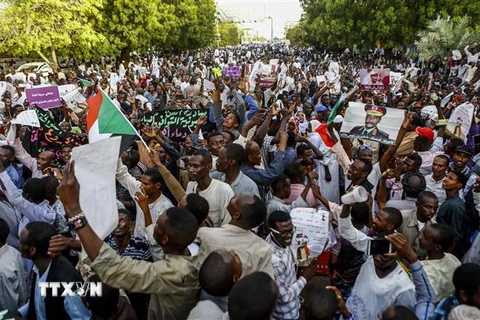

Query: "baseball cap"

xmin=415 ymin=127 xmax=434 ymax=142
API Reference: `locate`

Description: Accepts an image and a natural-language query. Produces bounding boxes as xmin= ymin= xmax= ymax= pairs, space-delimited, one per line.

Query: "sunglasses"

xmin=270 ymin=226 xmax=296 ymax=237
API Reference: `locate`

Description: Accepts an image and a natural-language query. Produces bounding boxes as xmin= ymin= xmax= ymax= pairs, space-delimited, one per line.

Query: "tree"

xmin=218 ymin=22 xmax=242 ymax=46
xmin=416 ymin=16 xmax=480 ymax=61
xmin=0 ymin=0 xmax=107 ymax=71
xmin=95 ymin=0 xmax=178 ymax=61
xmin=285 ymin=23 xmax=308 ymax=47
xmin=299 ymin=0 xmax=480 ymax=50
xmin=166 ymin=0 xmax=216 ymax=50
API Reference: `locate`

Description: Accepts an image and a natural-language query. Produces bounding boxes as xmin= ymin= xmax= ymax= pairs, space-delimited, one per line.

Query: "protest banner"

xmin=142 ymin=109 xmax=208 ymax=142
xmin=359 ymin=68 xmax=390 ymax=90
xmin=223 ymin=66 xmax=241 ymax=80
xmin=26 ymin=85 xmax=61 ymax=109
xmin=446 ymin=102 xmax=475 ymax=142
xmin=22 ymin=108 xmax=86 ymax=164
xmin=290 ymin=208 xmax=330 ymax=264
xmin=340 ymin=101 xmax=404 ymax=146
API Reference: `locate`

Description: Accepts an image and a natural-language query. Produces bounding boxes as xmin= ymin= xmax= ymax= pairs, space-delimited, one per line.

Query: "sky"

xmin=216 ymin=0 xmax=303 ymax=39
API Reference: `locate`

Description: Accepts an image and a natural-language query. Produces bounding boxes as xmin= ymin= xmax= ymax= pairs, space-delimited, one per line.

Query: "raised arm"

xmin=0 ymin=170 xmax=54 ymax=223
xmin=211 ymin=78 xmax=225 ymax=132
xmin=58 ymin=161 xmax=184 ymax=294
xmin=386 ymin=233 xmax=435 ymax=320
xmin=150 ymin=150 xmax=185 ymax=203
xmin=338 ymin=203 xmax=369 ymax=253
xmin=116 ymin=158 xmax=141 ymax=197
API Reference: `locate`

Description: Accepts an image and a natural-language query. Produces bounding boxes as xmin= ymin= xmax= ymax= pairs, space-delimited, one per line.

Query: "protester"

xmin=2 ymin=41 xmax=480 ymax=319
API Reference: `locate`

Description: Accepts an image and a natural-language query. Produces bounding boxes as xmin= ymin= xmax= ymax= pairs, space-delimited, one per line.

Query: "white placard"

xmin=340 ymin=101 xmax=404 ymax=145
xmin=11 ymin=110 xmax=40 ymax=127
xmin=72 ymin=136 xmax=121 ymax=259
xmin=290 ymin=208 xmax=330 ymax=257
xmin=446 ymin=102 xmax=474 ymax=142
xmin=203 ymin=79 xmax=216 ymax=92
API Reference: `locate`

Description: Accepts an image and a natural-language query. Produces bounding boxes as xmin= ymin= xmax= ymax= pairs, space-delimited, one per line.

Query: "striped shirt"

xmin=265 ymin=234 xmax=306 ymax=320
xmin=106 ymin=235 xmax=153 ymax=262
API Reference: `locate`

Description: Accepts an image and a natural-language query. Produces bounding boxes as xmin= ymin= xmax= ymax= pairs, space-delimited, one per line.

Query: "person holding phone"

xmin=338 ymin=204 xmax=415 ymax=319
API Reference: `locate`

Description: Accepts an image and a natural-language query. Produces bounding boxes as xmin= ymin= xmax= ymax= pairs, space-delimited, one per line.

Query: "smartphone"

xmin=367 ymin=238 xmax=393 ymax=255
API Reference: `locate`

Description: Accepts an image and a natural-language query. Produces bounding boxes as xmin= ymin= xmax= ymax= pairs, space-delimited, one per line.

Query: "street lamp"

xmin=266 ymin=16 xmax=273 ymax=42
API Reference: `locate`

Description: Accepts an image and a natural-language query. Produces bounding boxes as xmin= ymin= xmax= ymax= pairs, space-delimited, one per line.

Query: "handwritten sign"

xmin=142 ymin=109 xmax=208 ymax=142
xmin=26 ymin=85 xmax=61 ymax=109
xmin=290 ymin=208 xmax=330 ymax=257
xmin=23 ymin=108 xmax=86 ymax=165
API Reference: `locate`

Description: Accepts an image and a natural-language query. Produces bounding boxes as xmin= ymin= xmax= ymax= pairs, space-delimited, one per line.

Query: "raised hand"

xmin=58 ymin=161 xmax=81 ymax=217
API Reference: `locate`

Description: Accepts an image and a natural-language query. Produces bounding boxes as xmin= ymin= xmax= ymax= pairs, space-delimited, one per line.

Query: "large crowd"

xmin=0 ymin=43 xmax=480 ymax=320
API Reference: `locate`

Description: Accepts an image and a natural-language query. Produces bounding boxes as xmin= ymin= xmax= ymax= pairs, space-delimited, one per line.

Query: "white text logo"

xmin=39 ymin=282 xmax=102 ymax=297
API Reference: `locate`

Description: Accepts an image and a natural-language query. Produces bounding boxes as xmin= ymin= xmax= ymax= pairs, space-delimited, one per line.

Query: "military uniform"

xmin=349 ymin=104 xmax=390 ymax=142
xmin=349 ymin=125 xmax=390 ymax=141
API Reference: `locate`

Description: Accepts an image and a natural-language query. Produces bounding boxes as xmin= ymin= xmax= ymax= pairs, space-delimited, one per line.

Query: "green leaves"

xmin=218 ymin=23 xmax=242 ymax=46
xmin=297 ymin=0 xmax=480 ymax=51
xmin=0 ymin=0 xmax=217 ymax=66
xmin=416 ymin=16 xmax=480 ymax=61
xmin=0 ymin=0 xmax=107 ymax=65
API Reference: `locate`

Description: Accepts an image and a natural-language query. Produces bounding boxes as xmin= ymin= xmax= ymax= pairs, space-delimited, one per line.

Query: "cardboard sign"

xmin=26 ymin=85 xmax=61 ymax=109
xmin=142 ymin=109 xmax=208 ymax=142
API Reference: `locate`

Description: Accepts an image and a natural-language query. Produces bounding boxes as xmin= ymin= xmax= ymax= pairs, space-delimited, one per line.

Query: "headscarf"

xmin=296 ymin=110 xmax=308 ymax=135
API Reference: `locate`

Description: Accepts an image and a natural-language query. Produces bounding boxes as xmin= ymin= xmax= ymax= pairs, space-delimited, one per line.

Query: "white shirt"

xmin=115 ymin=160 xmax=174 ymax=260
xmin=421 ymin=253 xmax=461 ymax=302
xmin=345 ymin=257 xmax=416 ymax=319
xmin=417 ymin=151 xmax=434 ymax=176
xmin=186 ymin=179 xmax=234 ymax=227
xmin=425 ymin=174 xmax=447 ymax=206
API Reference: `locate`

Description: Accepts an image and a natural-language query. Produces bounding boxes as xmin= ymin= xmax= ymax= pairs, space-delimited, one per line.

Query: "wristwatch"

xmin=68 ymin=212 xmax=88 ymax=230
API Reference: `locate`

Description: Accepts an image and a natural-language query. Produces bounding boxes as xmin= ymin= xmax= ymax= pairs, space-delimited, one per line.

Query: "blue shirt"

xmin=18 ymin=262 xmax=91 ymax=319
xmin=5 ymin=164 xmax=24 ymax=189
xmin=432 ymin=294 xmax=460 ymax=320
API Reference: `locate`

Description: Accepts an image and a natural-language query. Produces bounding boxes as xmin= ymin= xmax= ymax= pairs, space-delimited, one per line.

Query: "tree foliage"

xmin=0 ymin=0 xmax=218 ymax=65
xmin=95 ymin=0 xmax=178 ymax=59
xmin=285 ymin=23 xmax=308 ymax=47
xmin=218 ymin=23 xmax=242 ymax=46
xmin=166 ymin=0 xmax=216 ymax=50
xmin=416 ymin=17 xmax=480 ymax=61
xmin=0 ymin=0 xmax=107 ymax=70
xmin=299 ymin=0 xmax=480 ymax=50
